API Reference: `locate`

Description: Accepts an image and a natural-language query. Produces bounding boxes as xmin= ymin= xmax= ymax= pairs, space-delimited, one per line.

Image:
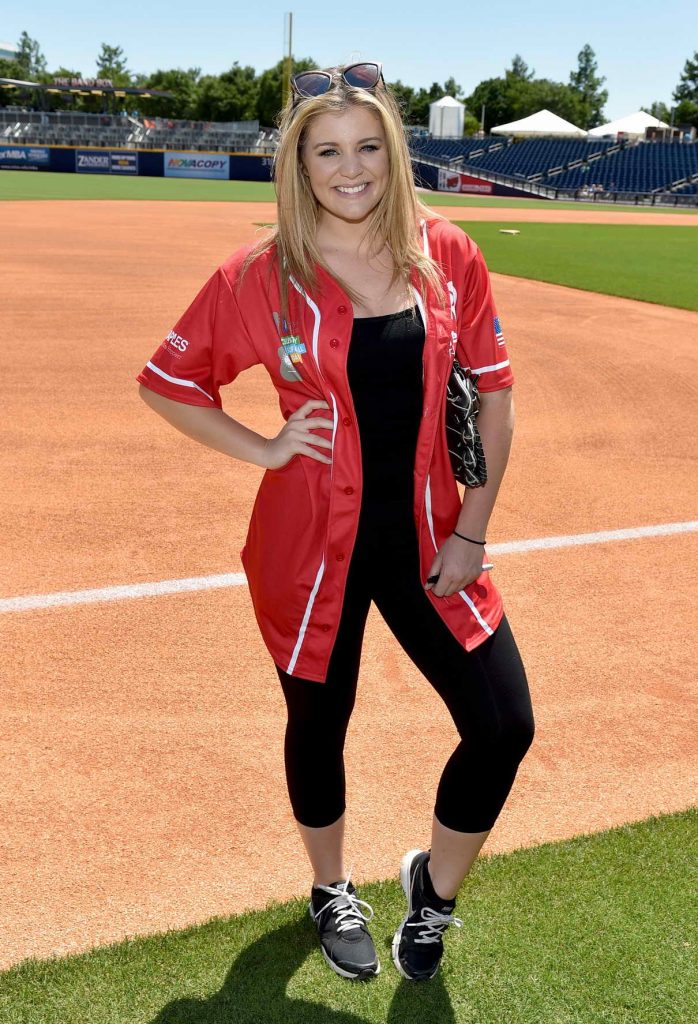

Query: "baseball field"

xmin=1 ymin=171 xmax=696 ymax=1023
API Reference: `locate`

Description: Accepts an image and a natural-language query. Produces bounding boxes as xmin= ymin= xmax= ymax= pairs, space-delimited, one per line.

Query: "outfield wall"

xmin=0 ymin=144 xmax=274 ymax=181
xmin=412 ymin=160 xmax=546 ymax=200
xmin=2 ymin=144 xmax=540 ymax=198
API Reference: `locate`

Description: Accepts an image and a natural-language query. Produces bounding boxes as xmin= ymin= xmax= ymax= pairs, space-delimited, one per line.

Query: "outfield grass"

xmin=0 ymin=808 xmax=694 ymax=1024
xmin=457 ymin=222 xmax=698 ymax=311
xmin=424 ymin=190 xmax=698 ymax=215
xmin=1 ymin=170 xmax=697 ymax=215
xmin=0 ymin=171 xmax=276 ymax=203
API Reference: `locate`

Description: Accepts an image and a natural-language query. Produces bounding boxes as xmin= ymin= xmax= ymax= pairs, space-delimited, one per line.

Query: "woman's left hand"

xmin=424 ymin=534 xmax=487 ymax=597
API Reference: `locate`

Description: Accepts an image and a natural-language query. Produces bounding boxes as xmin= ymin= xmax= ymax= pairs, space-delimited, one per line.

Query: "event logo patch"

xmin=272 ymin=312 xmax=304 ymax=382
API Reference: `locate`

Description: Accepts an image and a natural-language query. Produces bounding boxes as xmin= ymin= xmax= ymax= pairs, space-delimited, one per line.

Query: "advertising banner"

xmin=438 ymin=168 xmax=493 ymax=195
xmin=76 ymin=150 xmax=111 ymax=173
xmin=0 ymin=145 xmax=50 ymax=169
xmin=110 ymin=151 xmax=138 ymax=174
xmin=164 ymin=152 xmax=230 ymax=179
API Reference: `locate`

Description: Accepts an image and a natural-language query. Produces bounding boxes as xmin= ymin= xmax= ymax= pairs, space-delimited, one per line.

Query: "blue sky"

xmin=3 ymin=1 xmax=693 ymax=121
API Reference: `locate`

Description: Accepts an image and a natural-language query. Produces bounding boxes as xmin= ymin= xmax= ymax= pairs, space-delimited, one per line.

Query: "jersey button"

xmin=321 ymin=623 xmax=331 ymax=632
xmin=337 ymin=305 xmax=347 ymax=314
xmin=336 ymin=553 xmax=345 ymax=561
xmin=342 ymin=416 xmax=351 ymax=426
xmin=330 ymin=338 xmax=339 ymax=348
xmin=343 ymin=486 xmax=354 ymax=495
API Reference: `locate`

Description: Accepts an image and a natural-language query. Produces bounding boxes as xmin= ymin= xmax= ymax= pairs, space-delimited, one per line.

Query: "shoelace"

xmin=407 ymin=905 xmax=464 ymax=944
xmin=313 ymin=866 xmax=376 ymax=935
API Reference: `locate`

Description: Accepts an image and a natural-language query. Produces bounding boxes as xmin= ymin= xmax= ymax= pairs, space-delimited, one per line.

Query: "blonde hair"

xmin=240 ymin=65 xmax=448 ymax=317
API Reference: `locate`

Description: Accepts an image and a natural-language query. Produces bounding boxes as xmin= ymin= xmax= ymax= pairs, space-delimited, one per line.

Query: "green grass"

xmin=456 ymin=221 xmax=698 ymax=311
xmin=1 ymin=809 xmax=695 ymax=1024
xmin=0 ymin=171 xmax=277 ymax=202
xmin=424 ymin=191 xmax=698 ymax=215
xmin=2 ymin=170 xmax=697 ymax=214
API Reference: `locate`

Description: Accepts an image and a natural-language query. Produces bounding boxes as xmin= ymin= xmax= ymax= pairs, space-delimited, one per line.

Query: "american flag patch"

xmin=494 ymin=315 xmax=505 ymax=345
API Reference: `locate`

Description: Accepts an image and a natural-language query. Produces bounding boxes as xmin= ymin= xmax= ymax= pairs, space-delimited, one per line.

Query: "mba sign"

xmin=164 ymin=152 xmax=230 ymax=179
xmin=0 ymin=145 xmax=50 ymax=168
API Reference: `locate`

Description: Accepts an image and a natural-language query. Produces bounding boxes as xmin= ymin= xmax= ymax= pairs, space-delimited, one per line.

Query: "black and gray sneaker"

xmin=391 ymin=848 xmax=463 ymax=981
xmin=308 ymin=870 xmax=380 ymax=980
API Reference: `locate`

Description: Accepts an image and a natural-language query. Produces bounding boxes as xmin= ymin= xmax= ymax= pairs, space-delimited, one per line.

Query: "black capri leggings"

xmin=274 ymin=499 xmax=535 ymax=833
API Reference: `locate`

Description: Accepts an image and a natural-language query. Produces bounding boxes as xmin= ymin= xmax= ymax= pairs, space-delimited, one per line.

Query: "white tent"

xmin=429 ymin=96 xmax=464 ymax=138
xmin=588 ymin=111 xmax=669 ymax=139
xmin=490 ymin=109 xmax=585 ymax=137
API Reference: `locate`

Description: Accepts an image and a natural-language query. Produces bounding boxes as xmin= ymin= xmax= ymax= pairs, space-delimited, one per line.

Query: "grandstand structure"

xmin=0 ymin=109 xmax=276 ymax=154
xmin=2 ymin=105 xmax=697 ymax=204
xmin=409 ymin=131 xmax=698 ymax=206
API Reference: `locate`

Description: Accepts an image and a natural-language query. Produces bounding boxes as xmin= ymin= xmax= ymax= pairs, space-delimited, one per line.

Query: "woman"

xmin=136 ymin=61 xmax=535 ymax=984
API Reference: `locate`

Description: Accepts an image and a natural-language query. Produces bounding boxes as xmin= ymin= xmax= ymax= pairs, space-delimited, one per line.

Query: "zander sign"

xmin=76 ymin=150 xmax=111 ymax=173
xmin=164 ymin=152 xmax=230 ymax=180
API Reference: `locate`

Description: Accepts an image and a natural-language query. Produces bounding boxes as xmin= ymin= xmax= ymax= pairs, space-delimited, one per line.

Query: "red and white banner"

xmin=438 ymin=168 xmax=493 ymax=194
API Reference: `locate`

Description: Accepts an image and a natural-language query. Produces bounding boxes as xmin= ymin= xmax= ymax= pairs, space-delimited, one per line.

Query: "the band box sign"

xmin=0 ymin=145 xmax=50 ymax=169
xmin=75 ymin=150 xmax=139 ymax=174
xmin=164 ymin=152 xmax=230 ymax=180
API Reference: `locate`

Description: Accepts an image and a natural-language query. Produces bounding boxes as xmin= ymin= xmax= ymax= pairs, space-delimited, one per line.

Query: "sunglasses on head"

xmin=291 ymin=62 xmax=384 ymax=104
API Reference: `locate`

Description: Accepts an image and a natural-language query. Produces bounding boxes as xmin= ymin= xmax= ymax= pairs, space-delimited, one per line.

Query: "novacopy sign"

xmin=164 ymin=152 xmax=230 ymax=179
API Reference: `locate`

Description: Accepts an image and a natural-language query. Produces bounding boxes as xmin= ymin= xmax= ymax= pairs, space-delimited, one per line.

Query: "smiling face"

xmin=300 ymin=103 xmax=390 ymax=229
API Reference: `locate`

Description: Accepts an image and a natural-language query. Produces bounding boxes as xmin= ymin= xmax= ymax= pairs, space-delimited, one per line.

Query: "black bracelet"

xmin=453 ymin=530 xmax=486 ymax=545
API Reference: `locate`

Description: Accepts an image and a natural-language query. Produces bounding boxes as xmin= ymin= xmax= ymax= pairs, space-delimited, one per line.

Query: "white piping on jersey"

xmin=424 ymin=478 xmax=494 ymax=637
xmin=472 ymin=358 xmax=510 ymax=375
xmin=421 ymin=218 xmax=430 ymax=257
xmin=285 ymin=275 xmax=341 ymax=674
xmin=328 ymin=391 xmax=338 ymax=454
xmin=419 ymin=219 xmax=494 ymax=640
xmin=145 ymin=361 xmax=215 ymax=403
xmin=411 ymin=285 xmax=427 ymax=341
xmin=289 ymin=274 xmax=322 ymax=369
xmin=286 ymin=557 xmax=326 ymax=675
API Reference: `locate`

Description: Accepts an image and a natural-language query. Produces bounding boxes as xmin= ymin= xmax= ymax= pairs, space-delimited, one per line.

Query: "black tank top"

xmin=346 ymin=304 xmax=425 ymax=525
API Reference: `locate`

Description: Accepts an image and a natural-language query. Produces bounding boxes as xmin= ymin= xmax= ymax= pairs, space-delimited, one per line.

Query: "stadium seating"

xmin=464 ymin=137 xmax=614 ymax=178
xmin=541 ymin=141 xmax=698 ymax=192
xmin=0 ymin=110 xmax=264 ymax=153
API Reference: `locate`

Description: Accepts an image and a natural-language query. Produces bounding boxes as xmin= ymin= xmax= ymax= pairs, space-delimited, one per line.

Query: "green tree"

xmin=141 ymin=67 xmax=202 ymax=118
xmin=400 ymin=78 xmax=465 ymax=128
xmin=568 ymin=43 xmax=607 ymax=129
xmin=195 ymin=62 xmax=258 ymax=121
xmin=0 ymin=57 xmax=27 ymax=107
xmin=672 ymin=50 xmax=698 ymax=128
xmin=443 ymin=75 xmax=464 ymax=99
xmin=256 ymin=57 xmax=317 ymax=127
xmin=642 ymin=100 xmax=671 ymax=123
xmin=44 ymin=66 xmax=83 ymax=111
xmin=507 ymin=54 xmax=535 ymax=81
xmin=466 ymin=55 xmax=589 ymax=132
xmin=96 ymin=43 xmax=131 ymax=84
xmin=387 ymin=78 xmax=416 ymax=122
xmin=463 ymin=111 xmax=481 ymax=136
xmin=16 ymin=30 xmax=46 ymax=78
xmin=465 ymin=77 xmax=512 ymax=132
xmin=673 ymin=50 xmax=698 ymax=102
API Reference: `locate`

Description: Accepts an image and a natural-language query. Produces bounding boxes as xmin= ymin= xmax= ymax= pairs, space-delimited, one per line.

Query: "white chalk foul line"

xmin=1 ymin=520 xmax=696 ymax=614
xmin=488 ymin=520 xmax=698 ymax=555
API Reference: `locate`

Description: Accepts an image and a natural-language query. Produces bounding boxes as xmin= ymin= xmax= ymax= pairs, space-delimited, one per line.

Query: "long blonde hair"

xmin=240 ymin=65 xmax=448 ymax=316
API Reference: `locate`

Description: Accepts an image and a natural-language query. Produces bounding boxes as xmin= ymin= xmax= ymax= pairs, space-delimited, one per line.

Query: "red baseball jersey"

xmin=136 ymin=215 xmax=515 ymax=683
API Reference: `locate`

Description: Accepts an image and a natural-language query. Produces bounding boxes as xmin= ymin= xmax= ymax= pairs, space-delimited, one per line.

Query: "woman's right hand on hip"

xmin=263 ymin=399 xmax=334 ymax=470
